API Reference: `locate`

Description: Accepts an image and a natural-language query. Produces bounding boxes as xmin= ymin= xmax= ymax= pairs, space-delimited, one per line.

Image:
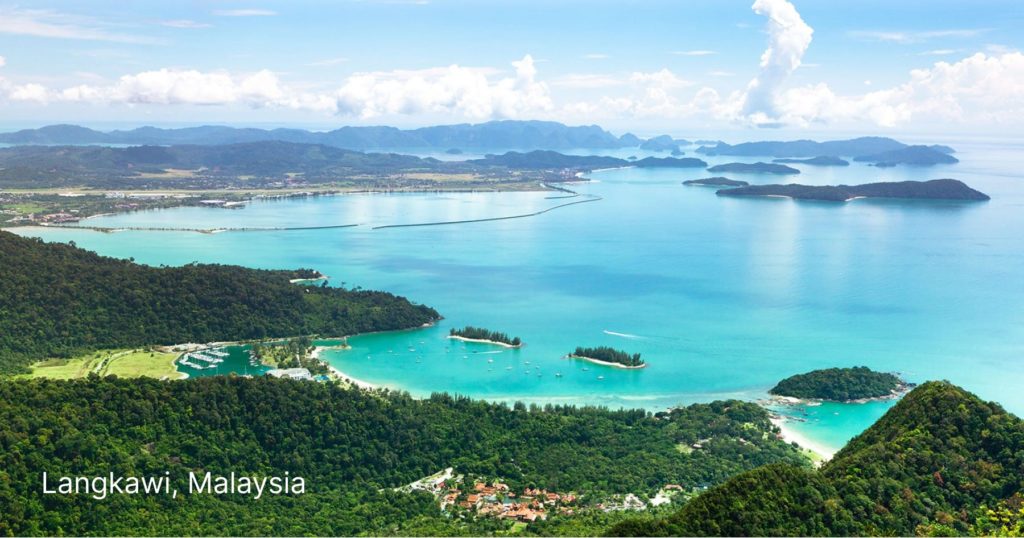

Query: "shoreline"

xmin=447 ymin=335 xmax=522 ymax=348
xmin=769 ymin=416 xmax=835 ymax=463
xmin=565 ymin=355 xmax=647 ymax=370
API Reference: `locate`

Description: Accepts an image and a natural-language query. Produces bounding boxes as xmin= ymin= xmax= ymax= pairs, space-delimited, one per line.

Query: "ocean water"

xmin=14 ymin=140 xmax=1024 ymax=453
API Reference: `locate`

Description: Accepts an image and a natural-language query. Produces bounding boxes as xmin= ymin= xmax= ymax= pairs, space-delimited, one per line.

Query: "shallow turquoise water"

xmin=15 ymin=140 xmax=1024 ymax=451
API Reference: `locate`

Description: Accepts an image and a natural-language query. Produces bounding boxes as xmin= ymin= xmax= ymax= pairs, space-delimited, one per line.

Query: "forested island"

xmin=0 ymin=231 xmax=439 ymax=374
xmin=769 ymin=366 xmax=911 ymax=401
xmin=612 ymin=381 xmax=1024 ymax=536
xmin=449 ymin=326 xmax=523 ymax=347
xmin=683 ymin=177 xmax=749 ymax=187
xmin=772 ymin=156 xmax=850 ymax=166
xmin=568 ymin=346 xmax=646 ymax=369
xmin=706 ymin=162 xmax=800 ymax=174
xmin=854 ymin=145 xmax=960 ymax=167
xmin=715 ymin=179 xmax=990 ymax=202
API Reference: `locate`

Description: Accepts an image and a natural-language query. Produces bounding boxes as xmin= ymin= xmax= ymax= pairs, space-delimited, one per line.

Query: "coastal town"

xmin=399 ymin=468 xmax=690 ymax=526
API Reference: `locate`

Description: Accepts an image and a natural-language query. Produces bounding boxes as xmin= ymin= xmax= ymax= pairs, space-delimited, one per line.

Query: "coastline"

xmin=447 ymin=335 xmax=522 ymax=348
xmin=565 ymin=354 xmax=647 ymax=370
xmin=769 ymin=416 xmax=835 ymax=463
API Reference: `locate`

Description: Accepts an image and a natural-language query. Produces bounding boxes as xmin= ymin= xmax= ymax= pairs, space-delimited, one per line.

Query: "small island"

xmin=444 ymin=148 xmax=463 ymax=155
xmin=448 ymin=326 xmax=522 ymax=348
xmin=769 ymin=366 xmax=914 ymax=402
xmin=706 ymin=162 xmax=801 ymax=174
xmin=772 ymin=156 xmax=849 ymax=166
xmin=683 ymin=177 xmax=749 ymax=187
xmin=715 ymin=179 xmax=990 ymax=202
xmin=567 ymin=346 xmax=646 ymax=369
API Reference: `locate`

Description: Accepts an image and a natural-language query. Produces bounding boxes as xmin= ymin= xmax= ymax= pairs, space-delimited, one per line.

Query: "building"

xmin=266 ymin=368 xmax=313 ymax=380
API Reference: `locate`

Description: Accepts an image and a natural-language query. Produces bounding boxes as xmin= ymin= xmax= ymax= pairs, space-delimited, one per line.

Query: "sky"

xmin=0 ymin=0 xmax=1022 ymax=139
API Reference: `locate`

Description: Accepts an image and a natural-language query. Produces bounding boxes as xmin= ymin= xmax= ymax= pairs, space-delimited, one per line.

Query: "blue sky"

xmin=0 ymin=0 xmax=1022 ymax=137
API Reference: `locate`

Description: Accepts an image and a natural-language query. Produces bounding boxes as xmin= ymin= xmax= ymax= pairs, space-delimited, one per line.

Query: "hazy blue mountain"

xmin=853 ymin=145 xmax=961 ymax=166
xmin=697 ymin=137 xmax=924 ymax=158
xmin=470 ymin=151 xmax=706 ymax=170
xmin=0 ymin=121 xmax=642 ymax=150
xmin=716 ymin=179 xmax=989 ymax=202
xmin=639 ymin=134 xmax=679 ymax=152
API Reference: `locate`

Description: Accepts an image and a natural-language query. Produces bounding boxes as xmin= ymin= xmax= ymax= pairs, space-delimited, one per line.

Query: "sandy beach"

xmin=447 ymin=335 xmax=522 ymax=348
xmin=770 ymin=416 xmax=836 ymax=462
xmin=566 ymin=355 xmax=647 ymax=369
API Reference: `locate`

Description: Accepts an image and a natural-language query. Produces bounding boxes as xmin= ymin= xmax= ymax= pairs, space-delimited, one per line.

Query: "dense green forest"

xmin=769 ymin=366 xmax=906 ymax=401
xmin=571 ymin=346 xmax=644 ymax=368
xmin=0 ymin=376 xmax=807 ymax=536
xmin=0 ymin=231 xmax=439 ymax=374
xmin=611 ymin=381 xmax=1024 ymax=536
xmin=450 ymin=326 xmax=522 ymax=346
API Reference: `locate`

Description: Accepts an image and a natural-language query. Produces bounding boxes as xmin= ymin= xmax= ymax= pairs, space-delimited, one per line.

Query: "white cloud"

xmin=160 ymin=20 xmax=213 ymax=29
xmin=551 ymin=74 xmax=625 ymax=89
xmin=212 ymin=9 xmax=277 ymax=17
xmin=671 ymin=50 xmax=716 ymax=56
xmin=738 ymin=0 xmax=814 ymax=125
xmin=333 ymin=55 xmax=552 ymax=119
xmin=9 ymin=83 xmax=49 ymax=103
xmin=0 ymin=7 xmax=155 ymax=43
xmin=920 ymin=49 xmax=958 ymax=56
xmin=583 ymin=53 xmax=609 ymax=60
xmin=771 ymin=52 xmax=1024 ymax=127
xmin=849 ymin=29 xmax=986 ymax=44
xmin=57 ymin=68 xmax=292 ymax=107
xmin=629 ymin=69 xmax=691 ymax=89
xmin=0 ymin=55 xmax=5 ymax=68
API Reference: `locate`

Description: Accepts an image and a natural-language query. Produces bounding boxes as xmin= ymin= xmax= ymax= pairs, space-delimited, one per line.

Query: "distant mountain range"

xmin=470 ymin=151 xmax=706 ymax=169
xmin=697 ymin=137 xmax=956 ymax=160
xmin=0 ymin=121 xmax=652 ymax=151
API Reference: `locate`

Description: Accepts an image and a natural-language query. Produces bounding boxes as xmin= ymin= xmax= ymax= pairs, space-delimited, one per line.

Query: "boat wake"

xmin=603 ymin=330 xmax=645 ymax=339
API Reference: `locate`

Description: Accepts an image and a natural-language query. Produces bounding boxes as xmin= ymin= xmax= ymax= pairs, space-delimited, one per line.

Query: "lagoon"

xmin=15 ymin=140 xmax=1024 ymax=454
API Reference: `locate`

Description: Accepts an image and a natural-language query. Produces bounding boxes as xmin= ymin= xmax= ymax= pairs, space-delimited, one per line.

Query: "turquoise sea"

xmin=15 ymin=140 xmax=1024 ymax=454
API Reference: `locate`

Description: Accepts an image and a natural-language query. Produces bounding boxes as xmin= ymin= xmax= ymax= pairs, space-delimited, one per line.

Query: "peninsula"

xmin=448 ymin=326 xmax=522 ymax=348
xmin=715 ymin=179 xmax=990 ymax=202
xmin=706 ymin=162 xmax=801 ymax=174
xmin=769 ymin=366 xmax=913 ymax=402
xmin=567 ymin=346 xmax=646 ymax=369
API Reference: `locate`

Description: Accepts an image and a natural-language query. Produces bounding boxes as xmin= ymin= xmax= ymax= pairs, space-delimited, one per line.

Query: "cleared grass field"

xmin=24 ymin=348 xmax=184 ymax=380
